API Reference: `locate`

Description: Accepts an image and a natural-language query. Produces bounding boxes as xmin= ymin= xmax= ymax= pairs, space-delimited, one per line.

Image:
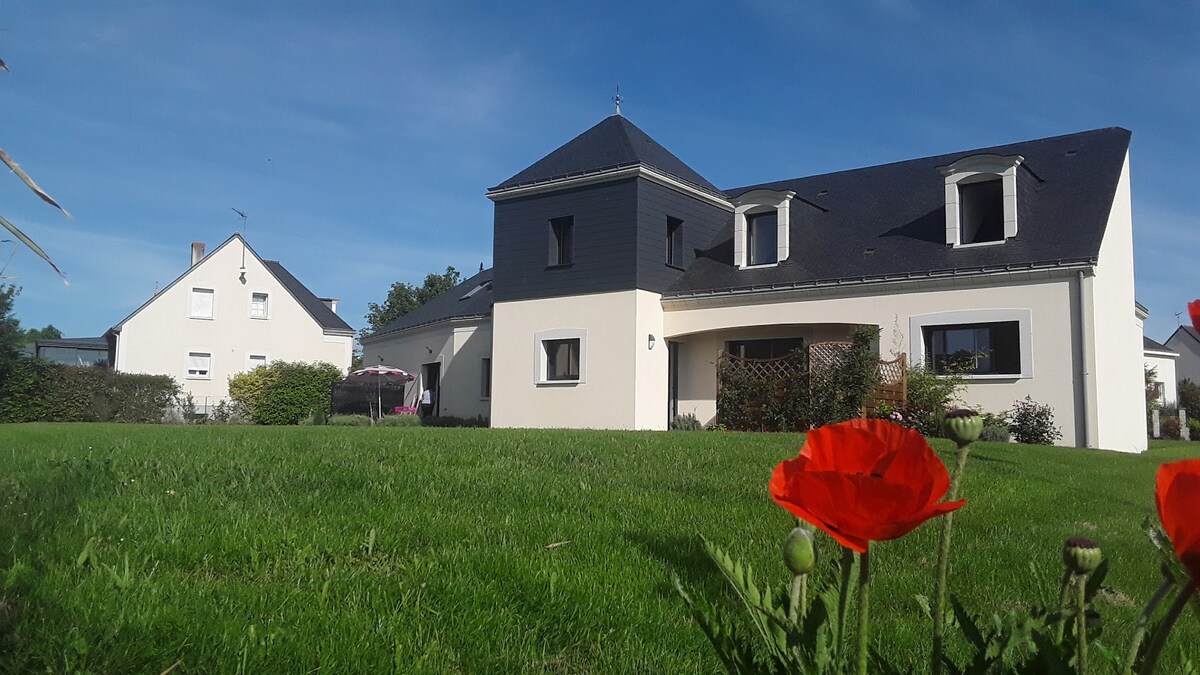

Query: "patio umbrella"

xmin=345 ymin=365 xmax=415 ymax=420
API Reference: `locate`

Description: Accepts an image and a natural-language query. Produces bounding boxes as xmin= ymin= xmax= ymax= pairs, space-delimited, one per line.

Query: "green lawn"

xmin=0 ymin=425 xmax=1196 ymax=673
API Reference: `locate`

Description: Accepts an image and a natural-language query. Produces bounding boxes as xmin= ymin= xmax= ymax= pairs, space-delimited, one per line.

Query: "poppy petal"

xmin=1189 ymin=300 xmax=1200 ymax=334
xmin=799 ymin=421 xmax=891 ymax=474
xmin=1157 ymin=459 xmax=1200 ymax=583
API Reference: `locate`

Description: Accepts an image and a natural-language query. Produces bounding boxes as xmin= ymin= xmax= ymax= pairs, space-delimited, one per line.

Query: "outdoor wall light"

xmin=648 ymin=334 xmax=656 ymax=350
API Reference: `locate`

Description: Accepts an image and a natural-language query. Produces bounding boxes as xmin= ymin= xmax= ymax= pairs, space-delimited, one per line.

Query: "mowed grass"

xmin=0 ymin=425 xmax=1196 ymax=673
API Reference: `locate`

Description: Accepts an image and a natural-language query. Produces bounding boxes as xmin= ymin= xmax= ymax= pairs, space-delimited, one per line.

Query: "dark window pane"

xmin=727 ymin=337 xmax=805 ymax=360
xmin=667 ymin=217 xmax=684 ymax=266
xmin=959 ymin=180 xmax=1004 ymax=244
xmin=748 ymin=212 xmax=778 ymax=265
xmin=923 ymin=321 xmax=1020 ymax=375
xmin=549 ymin=216 xmax=574 ymax=265
xmin=545 ymin=339 xmax=580 ymax=380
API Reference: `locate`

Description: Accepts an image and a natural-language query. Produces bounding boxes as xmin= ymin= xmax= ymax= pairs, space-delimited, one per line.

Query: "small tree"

xmin=362 ymin=267 xmax=462 ymax=337
xmin=1008 ymin=395 xmax=1062 ymax=445
xmin=1178 ymin=378 xmax=1200 ymax=416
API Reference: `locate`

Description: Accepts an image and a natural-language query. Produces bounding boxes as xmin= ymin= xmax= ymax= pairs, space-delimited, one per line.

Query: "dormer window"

xmin=939 ymin=154 xmax=1023 ymax=248
xmin=733 ymin=189 xmax=795 ymax=269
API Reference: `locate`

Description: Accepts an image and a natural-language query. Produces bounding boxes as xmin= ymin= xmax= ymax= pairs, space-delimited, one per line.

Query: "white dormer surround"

xmin=733 ymin=189 xmax=796 ymax=268
xmin=939 ymin=154 xmax=1024 ymax=247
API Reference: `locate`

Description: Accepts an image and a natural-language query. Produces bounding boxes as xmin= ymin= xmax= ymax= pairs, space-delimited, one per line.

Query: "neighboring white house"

xmin=106 ymin=234 xmax=354 ymax=411
xmin=364 ymin=114 xmax=1148 ymax=452
xmin=1165 ymin=326 xmax=1200 ymax=392
xmin=1144 ymin=336 xmax=1179 ymax=408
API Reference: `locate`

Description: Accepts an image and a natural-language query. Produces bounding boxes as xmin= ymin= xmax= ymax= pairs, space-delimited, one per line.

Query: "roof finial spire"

xmin=612 ymin=84 xmax=622 ymax=116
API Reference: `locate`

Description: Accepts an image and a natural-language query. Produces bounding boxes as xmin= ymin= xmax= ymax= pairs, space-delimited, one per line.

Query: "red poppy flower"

xmin=1156 ymin=459 xmax=1200 ymax=585
xmin=1190 ymin=300 xmax=1200 ymax=334
xmin=769 ymin=419 xmax=966 ymax=553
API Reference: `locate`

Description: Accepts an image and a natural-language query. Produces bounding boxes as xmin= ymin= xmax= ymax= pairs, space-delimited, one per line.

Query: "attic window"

xmin=460 ymin=280 xmax=492 ymax=301
xmin=549 ymin=216 xmax=574 ymax=266
xmin=939 ymin=154 xmax=1023 ymax=248
xmin=732 ymin=189 xmax=795 ymax=269
xmin=958 ymin=179 xmax=1004 ymax=244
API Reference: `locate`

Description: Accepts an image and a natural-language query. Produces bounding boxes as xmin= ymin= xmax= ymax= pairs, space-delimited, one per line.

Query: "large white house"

xmin=106 ymin=234 xmax=355 ymax=410
xmin=363 ymin=114 xmax=1147 ymax=452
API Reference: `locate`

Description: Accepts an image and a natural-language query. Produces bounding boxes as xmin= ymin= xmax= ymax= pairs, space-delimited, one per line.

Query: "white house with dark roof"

xmin=106 ymin=234 xmax=354 ymax=411
xmin=1165 ymin=326 xmax=1200 ymax=391
xmin=1143 ymin=334 xmax=1178 ymax=407
xmin=363 ymin=114 xmax=1148 ymax=452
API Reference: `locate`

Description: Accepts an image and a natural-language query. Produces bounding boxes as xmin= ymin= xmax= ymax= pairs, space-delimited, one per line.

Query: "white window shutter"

xmin=191 ymin=288 xmax=214 ymax=318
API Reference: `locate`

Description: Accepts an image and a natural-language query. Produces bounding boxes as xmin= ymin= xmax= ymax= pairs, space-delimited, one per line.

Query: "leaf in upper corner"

xmin=0 ymin=213 xmax=67 ymax=282
xmin=0 ymin=148 xmax=72 ymax=217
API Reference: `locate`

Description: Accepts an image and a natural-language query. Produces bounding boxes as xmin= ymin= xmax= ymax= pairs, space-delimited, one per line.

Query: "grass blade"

xmin=0 ymin=212 xmax=67 ymax=282
xmin=0 ymin=147 xmax=72 ymax=217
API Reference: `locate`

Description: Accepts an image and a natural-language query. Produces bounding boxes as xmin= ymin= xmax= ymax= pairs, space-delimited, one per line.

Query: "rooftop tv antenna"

xmin=232 ymin=207 xmax=248 ymax=280
xmin=1176 ymin=312 xmax=1183 ymax=326
xmin=612 ymin=85 xmax=622 ymax=116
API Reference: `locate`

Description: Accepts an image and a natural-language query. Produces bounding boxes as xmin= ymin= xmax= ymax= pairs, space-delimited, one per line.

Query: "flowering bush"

xmin=677 ymin=416 xmax=1198 ymax=674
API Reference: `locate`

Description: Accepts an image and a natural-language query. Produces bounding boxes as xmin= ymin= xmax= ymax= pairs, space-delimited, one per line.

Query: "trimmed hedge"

xmin=0 ymin=359 xmax=179 ymax=423
xmin=228 ymin=360 xmax=343 ymax=425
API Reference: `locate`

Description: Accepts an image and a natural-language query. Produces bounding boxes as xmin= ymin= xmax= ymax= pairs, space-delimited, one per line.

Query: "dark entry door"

xmin=422 ymin=362 xmax=441 ymax=417
xmin=668 ymin=341 xmax=680 ymax=424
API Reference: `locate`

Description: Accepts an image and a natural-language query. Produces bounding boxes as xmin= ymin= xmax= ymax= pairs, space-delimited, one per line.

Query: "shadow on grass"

xmin=622 ymin=531 xmax=732 ymax=603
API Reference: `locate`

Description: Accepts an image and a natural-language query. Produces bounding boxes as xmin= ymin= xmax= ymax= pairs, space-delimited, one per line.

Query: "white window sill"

xmin=952 ymin=240 xmax=1008 ymax=249
xmin=536 ymin=379 xmax=582 ymax=387
xmin=189 ymin=316 xmax=214 ymax=321
xmin=740 ymin=262 xmax=779 ymax=270
xmin=951 ymin=373 xmax=1028 ymax=381
xmin=186 ymin=375 xmax=212 ymax=380
xmin=250 ymin=316 xmax=269 ymax=320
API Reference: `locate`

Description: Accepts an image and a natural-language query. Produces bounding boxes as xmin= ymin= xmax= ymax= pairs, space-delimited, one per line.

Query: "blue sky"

xmin=3 ymin=1 xmax=1198 ymax=341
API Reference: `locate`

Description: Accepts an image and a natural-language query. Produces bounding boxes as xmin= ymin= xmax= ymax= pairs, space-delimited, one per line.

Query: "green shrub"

xmin=670 ymin=413 xmax=703 ymax=431
xmin=228 ymin=361 xmax=343 ymax=425
xmin=1161 ymin=415 xmax=1181 ymax=440
xmin=904 ymin=363 xmax=966 ymax=437
xmin=1178 ymin=379 xmax=1200 ymax=419
xmin=1008 ymin=395 xmax=1062 ymax=445
xmin=980 ymin=425 xmax=1010 ymax=443
xmin=0 ymin=359 xmax=179 ymax=423
xmin=422 ymin=415 xmax=488 ymax=428
xmin=1188 ymin=416 xmax=1200 ymax=441
xmin=328 ymin=414 xmax=371 ymax=426
xmin=378 ymin=414 xmax=421 ymax=427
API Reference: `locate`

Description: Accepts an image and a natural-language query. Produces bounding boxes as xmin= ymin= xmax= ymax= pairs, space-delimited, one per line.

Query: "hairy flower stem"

xmin=1076 ymin=574 xmax=1089 ymax=674
xmin=1055 ymin=569 xmax=1074 ymax=643
xmin=931 ymin=443 xmax=971 ymax=675
xmin=788 ymin=574 xmax=808 ymax=623
xmin=1139 ymin=582 xmax=1197 ymax=675
xmin=857 ymin=549 xmax=871 ymax=675
xmin=837 ymin=547 xmax=856 ymax=664
xmin=1120 ymin=578 xmax=1175 ymax=675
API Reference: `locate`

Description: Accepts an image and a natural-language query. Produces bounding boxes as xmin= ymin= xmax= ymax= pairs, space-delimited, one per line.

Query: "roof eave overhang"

xmin=662 ymin=258 xmax=1097 ymax=306
xmin=360 ymin=314 xmax=491 ymax=344
xmin=487 ymin=165 xmax=733 ymax=212
xmin=1144 ymin=348 xmax=1179 ymax=358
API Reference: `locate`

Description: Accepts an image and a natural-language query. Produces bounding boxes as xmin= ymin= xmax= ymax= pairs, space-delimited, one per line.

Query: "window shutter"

xmin=191 ymin=288 xmax=214 ymax=318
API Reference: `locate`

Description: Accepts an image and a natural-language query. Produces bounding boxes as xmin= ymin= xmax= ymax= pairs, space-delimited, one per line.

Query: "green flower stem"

xmin=1055 ymin=569 xmax=1073 ymax=644
xmin=1139 ymin=582 xmax=1197 ymax=675
xmin=857 ymin=549 xmax=871 ymax=675
xmin=788 ymin=574 xmax=806 ymax=623
xmin=1076 ymin=573 xmax=1089 ymax=675
xmin=931 ymin=443 xmax=971 ymax=675
xmin=1121 ymin=577 xmax=1175 ymax=675
xmin=837 ymin=547 xmax=855 ymax=663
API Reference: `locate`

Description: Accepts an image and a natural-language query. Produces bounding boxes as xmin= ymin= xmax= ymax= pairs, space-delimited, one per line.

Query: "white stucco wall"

xmin=664 ymin=273 xmax=1089 ymax=447
xmin=115 ymin=238 xmax=353 ymax=407
xmin=1166 ymin=330 xmax=1200 ymax=389
xmin=361 ymin=321 xmax=492 ymax=420
xmin=1145 ymin=352 xmax=1178 ymax=407
xmin=1087 ymin=153 xmax=1147 ymax=452
xmin=491 ymin=289 xmax=667 ymax=430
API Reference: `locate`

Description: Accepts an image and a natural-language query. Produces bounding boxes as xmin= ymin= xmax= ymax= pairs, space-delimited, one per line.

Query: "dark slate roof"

xmin=1169 ymin=326 xmax=1200 ymax=347
xmin=36 ymin=337 xmax=107 ymax=349
xmin=1144 ymin=336 xmax=1177 ymax=354
xmin=263 ymin=260 xmax=354 ymax=334
xmin=490 ymin=115 xmax=723 ymax=195
xmin=667 ymin=127 xmax=1132 ymax=298
xmin=363 ymin=268 xmax=493 ymax=341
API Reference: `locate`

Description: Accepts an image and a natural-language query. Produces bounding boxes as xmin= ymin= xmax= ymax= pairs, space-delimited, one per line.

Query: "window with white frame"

xmin=732 ymin=189 xmax=794 ymax=269
xmin=534 ymin=328 xmax=587 ymax=384
xmin=190 ymin=288 xmax=214 ymax=319
xmin=939 ymin=154 xmax=1023 ymax=247
xmin=186 ymin=351 xmax=212 ymax=379
xmin=247 ymin=354 xmax=267 ymax=370
xmin=250 ymin=292 xmax=269 ymax=319
xmin=910 ymin=309 xmax=1033 ymax=379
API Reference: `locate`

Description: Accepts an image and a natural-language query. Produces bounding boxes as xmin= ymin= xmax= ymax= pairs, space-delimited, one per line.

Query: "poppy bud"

xmin=783 ymin=527 xmax=816 ymax=576
xmin=943 ymin=409 xmax=983 ymax=447
xmin=1062 ymin=536 xmax=1102 ymax=575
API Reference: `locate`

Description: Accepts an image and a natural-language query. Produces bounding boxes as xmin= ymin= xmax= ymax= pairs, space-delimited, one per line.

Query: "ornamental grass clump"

xmin=677 ymin=418 xmax=1200 ymax=674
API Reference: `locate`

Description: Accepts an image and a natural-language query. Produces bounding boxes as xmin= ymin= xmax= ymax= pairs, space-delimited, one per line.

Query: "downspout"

xmin=1077 ymin=270 xmax=1093 ymax=448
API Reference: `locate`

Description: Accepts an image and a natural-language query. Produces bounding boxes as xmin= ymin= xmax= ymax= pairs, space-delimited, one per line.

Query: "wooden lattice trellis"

xmin=715 ymin=351 xmax=805 ymax=419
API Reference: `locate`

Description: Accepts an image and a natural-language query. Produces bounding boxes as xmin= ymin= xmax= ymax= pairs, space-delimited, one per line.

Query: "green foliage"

xmin=1188 ymin=417 xmax=1200 ymax=441
xmin=717 ymin=326 xmax=879 ymax=432
xmin=670 ymin=413 xmax=703 ymax=431
xmin=1008 ymin=396 xmax=1063 ymax=445
xmin=20 ymin=323 xmax=61 ymax=342
xmin=0 ymin=285 xmax=23 ymax=370
xmin=1160 ymin=415 xmax=1181 ymax=440
xmin=980 ymin=425 xmax=1011 ymax=443
xmin=362 ymin=266 xmax=461 ymax=337
xmin=905 ymin=362 xmax=967 ymax=437
xmin=327 ymin=414 xmax=372 ymax=426
xmin=0 ymin=359 xmax=179 ymax=422
xmin=227 ymin=360 xmax=343 ymax=425
xmin=378 ymin=414 xmax=421 ymax=427
xmin=1178 ymin=379 xmax=1200 ymax=416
